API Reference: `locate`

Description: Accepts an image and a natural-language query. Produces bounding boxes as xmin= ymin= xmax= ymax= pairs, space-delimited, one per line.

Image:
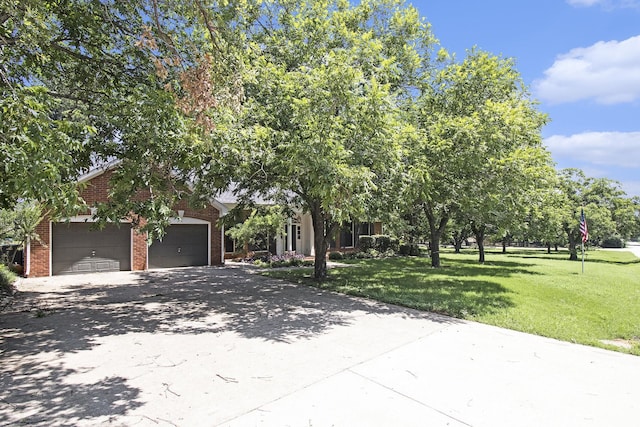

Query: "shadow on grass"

xmin=267 ymin=257 xmax=516 ymax=318
xmin=506 ymin=252 xmax=640 ymax=266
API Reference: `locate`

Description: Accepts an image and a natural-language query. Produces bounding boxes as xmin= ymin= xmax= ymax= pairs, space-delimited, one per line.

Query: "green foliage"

xmin=556 ymin=169 xmax=637 ymax=258
xmin=372 ymin=235 xmax=392 ymax=252
xmin=0 ymin=264 xmax=17 ymax=294
xmin=0 ymin=201 xmax=44 ymax=265
xmin=358 ymin=236 xmax=376 ymax=251
xmin=1 ymin=0 xmax=249 ymax=229
xmin=601 ymin=236 xmax=625 ymax=248
xmin=225 ymin=206 xmax=286 ymax=253
xmin=358 ymin=234 xmax=395 ymax=253
xmin=214 ymin=0 xmax=433 ymax=279
xmin=329 ymin=251 xmax=345 ymax=260
xmin=399 ymin=243 xmax=421 ymax=256
xmin=402 ymin=48 xmax=551 ymax=266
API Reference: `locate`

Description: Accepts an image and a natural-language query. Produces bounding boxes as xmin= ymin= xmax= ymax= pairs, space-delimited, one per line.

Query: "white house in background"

xmin=216 ymin=191 xmax=381 ymax=258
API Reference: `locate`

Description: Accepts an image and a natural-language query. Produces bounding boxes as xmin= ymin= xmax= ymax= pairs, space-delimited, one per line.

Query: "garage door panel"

xmin=52 ymin=223 xmax=131 ymax=275
xmin=149 ymin=224 xmax=208 ymax=269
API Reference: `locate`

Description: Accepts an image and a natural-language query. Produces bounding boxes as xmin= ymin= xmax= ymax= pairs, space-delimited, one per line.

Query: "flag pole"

xmin=579 ymin=207 xmax=588 ymax=274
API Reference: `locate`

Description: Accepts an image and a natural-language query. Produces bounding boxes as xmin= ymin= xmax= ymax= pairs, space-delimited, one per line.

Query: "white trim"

xmin=77 ymin=160 xmax=121 ymax=183
xmin=221 ymin=224 xmax=225 ymax=264
xmin=25 ymin=235 xmax=31 ymax=277
xmin=168 ymin=217 xmax=209 ymax=225
xmin=210 ymin=199 xmax=229 ymax=216
xmin=62 ymin=215 xmax=131 ymax=223
xmin=48 ymin=221 xmax=52 ymax=276
xmin=130 ymin=228 xmax=135 ymax=273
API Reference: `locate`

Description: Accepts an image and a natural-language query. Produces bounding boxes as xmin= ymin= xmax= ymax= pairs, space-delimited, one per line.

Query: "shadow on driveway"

xmin=1 ymin=266 xmax=456 ymax=425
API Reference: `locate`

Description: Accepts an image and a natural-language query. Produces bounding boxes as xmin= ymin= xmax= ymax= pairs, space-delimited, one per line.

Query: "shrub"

xmin=358 ymin=235 xmax=376 ymax=251
xmin=389 ymin=237 xmax=400 ymax=252
xmin=329 ymin=251 xmax=344 ymax=260
xmin=399 ymin=243 xmax=421 ymax=256
xmin=0 ymin=264 xmax=17 ymax=295
xmin=601 ymin=236 xmax=625 ymax=248
xmin=381 ymin=248 xmax=396 ymax=258
xmin=372 ymin=235 xmax=391 ymax=251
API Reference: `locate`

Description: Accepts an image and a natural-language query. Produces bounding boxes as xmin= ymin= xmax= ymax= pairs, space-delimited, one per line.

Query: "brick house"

xmin=218 ymin=192 xmax=382 ymax=259
xmin=26 ymin=165 xmax=227 ymax=277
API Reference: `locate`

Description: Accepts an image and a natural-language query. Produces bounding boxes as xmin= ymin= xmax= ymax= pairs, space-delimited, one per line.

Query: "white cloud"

xmin=545 ymin=131 xmax=640 ymax=168
xmin=534 ymin=35 xmax=640 ymax=104
xmin=567 ymin=0 xmax=605 ymax=6
xmin=566 ymin=0 xmax=640 ymax=8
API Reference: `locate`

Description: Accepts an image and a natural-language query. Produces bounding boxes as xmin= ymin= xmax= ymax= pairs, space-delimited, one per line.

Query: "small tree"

xmin=225 ymin=206 xmax=286 ymax=256
xmin=0 ymin=201 xmax=45 ymax=268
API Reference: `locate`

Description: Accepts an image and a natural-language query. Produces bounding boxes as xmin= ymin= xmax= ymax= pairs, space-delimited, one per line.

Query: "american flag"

xmin=579 ymin=209 xmax=589 ymax=243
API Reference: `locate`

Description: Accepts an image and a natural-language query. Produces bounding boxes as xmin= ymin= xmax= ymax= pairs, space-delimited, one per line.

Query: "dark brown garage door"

xmin=148 ymin=224 xmax=208 ymax=269
xmin=52 ymin=223 xmax=131 ymax=275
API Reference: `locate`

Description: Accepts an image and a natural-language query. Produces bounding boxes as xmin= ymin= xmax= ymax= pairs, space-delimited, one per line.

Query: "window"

xmin=340 ymin=222 xmax=354 ymax=248
xmin=224 ymin=234 xmax=236 ymax=253
xmin=358 ymin=222 xmax=373 ymax=236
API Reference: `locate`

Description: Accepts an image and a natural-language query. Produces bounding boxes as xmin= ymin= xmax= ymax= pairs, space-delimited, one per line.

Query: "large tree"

xmin=556 ymin=168 xmax=638 ymax=259
xmin=405 ymin=49 xmax=549 ymax=267
xmin=1 ymin=0 xmax=250 ymax=234
xmin=207 ymin=0 xmax=433 ymax=278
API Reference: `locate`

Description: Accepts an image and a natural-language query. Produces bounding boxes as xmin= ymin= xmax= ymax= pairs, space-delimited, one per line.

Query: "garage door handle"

xmin=91 ymin=250 xmax=96 ymax=257
xmin=177 ymin=247 xmax=181 ymax=253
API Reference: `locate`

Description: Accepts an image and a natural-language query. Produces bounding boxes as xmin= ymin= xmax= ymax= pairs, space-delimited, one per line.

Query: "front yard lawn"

xmin=264 ymin=249 xmax=640 ymax=355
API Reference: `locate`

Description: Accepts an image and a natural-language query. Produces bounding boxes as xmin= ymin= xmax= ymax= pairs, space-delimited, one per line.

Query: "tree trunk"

xmin=309 ymin=201 xmax=337 ymax=280
xmin=429 ymin=230 xmax=441 ymax=267
xmin=452 ymin=229 xmax=466 ymax=253
xmin=502 ymin=238 xmax=507 ymax=253
xmin=314 ymin=232 xmax=328 ymax=279
xmin=546 ymin=242 xmax=551 ymax=254
xmin=566 ymin=229 xmax=579 ymax=261
xmin=471 ymin=223 xmax=486 ymax=264
xmin=425 ymin=205 xmax=448 ymax=268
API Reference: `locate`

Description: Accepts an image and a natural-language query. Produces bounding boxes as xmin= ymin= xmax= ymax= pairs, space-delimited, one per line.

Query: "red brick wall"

xmin=28 ymin=168 xmax=223 ymax=277
xmin=29 ymin=216 xmax=51 ymax=277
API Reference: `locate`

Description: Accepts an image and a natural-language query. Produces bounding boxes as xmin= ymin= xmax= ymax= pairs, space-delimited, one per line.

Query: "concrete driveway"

xmin=1 ymin=265 xmax=639 ymax=426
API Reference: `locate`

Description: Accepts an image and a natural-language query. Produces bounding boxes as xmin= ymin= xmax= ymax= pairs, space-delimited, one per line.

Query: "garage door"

xmin=148 ymin=224 xmax=208 ymax=269
xmin=52 ymin=223 xmax=131 ymax=275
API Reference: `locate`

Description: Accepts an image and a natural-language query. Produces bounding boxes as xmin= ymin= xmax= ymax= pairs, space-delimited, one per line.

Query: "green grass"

xmin=264 ymin=249 xmax=640 ymax=355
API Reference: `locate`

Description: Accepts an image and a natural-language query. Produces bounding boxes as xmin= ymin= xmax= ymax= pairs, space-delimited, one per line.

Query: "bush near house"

xmin=0 ymin=264 xmax=17 ymax=296
xmin=399 ymin=243 xmax=422 ymax=256
xmin=357 ymin=235 xmax=399 ymax=253
xmin=242 ymin=251 xmax=314 ymax=268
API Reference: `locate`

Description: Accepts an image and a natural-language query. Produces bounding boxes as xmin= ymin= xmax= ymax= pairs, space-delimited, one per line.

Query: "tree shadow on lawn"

xmin=348 ymin=256 xmax=540 ymax=278
xmin=287 ymin=257 xmax=519 ymax=318
xmin=321 ymin=269 xmax=515 ymax=319
xmin=506 ymin=252 xmax=640 ymax=266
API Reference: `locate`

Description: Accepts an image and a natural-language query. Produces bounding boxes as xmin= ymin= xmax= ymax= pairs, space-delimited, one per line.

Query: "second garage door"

xmin=148 ymin=224 xmax=209 ymax=269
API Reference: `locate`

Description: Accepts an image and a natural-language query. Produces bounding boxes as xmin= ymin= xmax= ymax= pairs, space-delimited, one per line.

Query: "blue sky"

xmin=413 ymin=0 xmax=640 ymax=197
